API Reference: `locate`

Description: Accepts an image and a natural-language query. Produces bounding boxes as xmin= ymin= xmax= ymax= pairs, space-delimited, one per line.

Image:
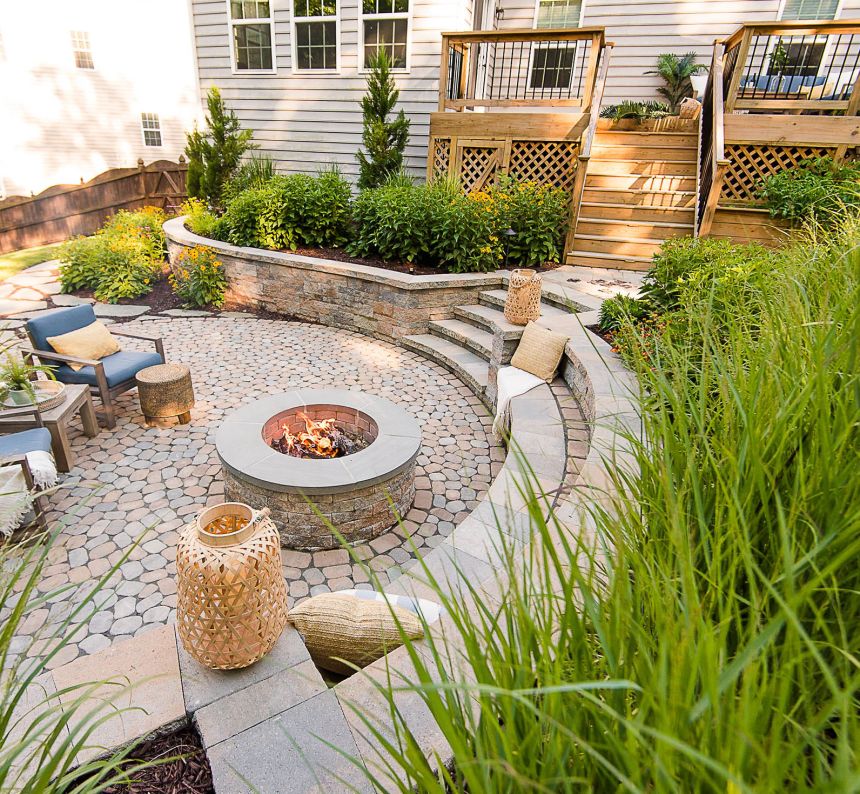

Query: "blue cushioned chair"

xmin=23 ymin=305 xmax=165 ymax=429
xmin=0 ymin=407 xmax=53 ymax=530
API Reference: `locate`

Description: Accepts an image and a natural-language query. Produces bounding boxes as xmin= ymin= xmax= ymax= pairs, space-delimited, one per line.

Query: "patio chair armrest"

xmin=0 ymin=453 xmax=36 ymax=489
xmin=110 ymin=330 xmax=165 ymax=360
xmin=0 ymin=406 xmax=44 ymax=427
xmin=23 ymin=347 xmax=103 ymax=369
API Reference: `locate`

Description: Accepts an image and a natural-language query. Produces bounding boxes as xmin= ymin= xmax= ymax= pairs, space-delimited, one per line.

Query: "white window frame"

xmin=777 ymin=0 xmax=842 ymax=20
xmin=358 ymin=0 xmax=412 ymax=74
xmin=141 ymin=113 xmax=163 ymax=148
xmin=532 ymin=0 xmax=585 ymax=29
xmin=71 ymin=30 xmax=94 ymax=70
xmin=227 ymin=0 xmax=277 ymax=75
xmin=290 ymin=0 xmax=340 ymax=74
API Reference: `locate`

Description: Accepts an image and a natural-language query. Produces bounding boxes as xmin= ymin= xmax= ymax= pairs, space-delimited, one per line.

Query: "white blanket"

xmin=0 ymin=451 xmax=57 ymax=537
xmin=493 ymin=366 xmax=544 ymax=437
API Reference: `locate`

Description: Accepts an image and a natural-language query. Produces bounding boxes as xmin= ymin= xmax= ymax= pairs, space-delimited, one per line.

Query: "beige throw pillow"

xmin=510 ymin=322 xmax=568 ymax=382
xmin=47 ymin=321 xmax=121 ymax=371
xmin=288 ymin=592 xmax=424 ymax=675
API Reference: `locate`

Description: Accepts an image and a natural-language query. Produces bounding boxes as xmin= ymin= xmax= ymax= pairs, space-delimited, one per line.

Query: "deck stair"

xmin=567 ymin=128 xmax=698 ymax=270
xmin=402 ymin=284 xmax=586 ymax=399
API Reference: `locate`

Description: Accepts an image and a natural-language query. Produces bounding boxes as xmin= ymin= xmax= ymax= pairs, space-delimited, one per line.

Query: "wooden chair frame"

xmin=22 ymin=330 xmax=165 ymax=430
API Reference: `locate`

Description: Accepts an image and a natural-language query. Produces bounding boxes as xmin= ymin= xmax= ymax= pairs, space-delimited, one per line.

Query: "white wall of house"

xmin=497 ymin=0 xmax=860 ymax=104
xmin=190 ymin=0 xmax=470 ymax=183
xmin=0 ymin=0 xmax=202 ymax=199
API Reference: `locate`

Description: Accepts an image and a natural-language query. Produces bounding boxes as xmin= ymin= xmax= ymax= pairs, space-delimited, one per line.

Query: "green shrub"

xmin=58 ymin=207 xmax=166 ymax=302
xmin=759 ymin=156 xmax=860 ymax=224
xmin=217 ymin=169 xmax=352 ymax=250
xmin=169 ymin=245 xmax=228 ymax=308
xmin=346 ymin=214 xmax=860 ymax=794
xmin=599 ymin=100 xmax=672 ymax=121
xmin=597 ymin=293 xmax=647 ymax=334
xmin=181 ymin=197 xmax=221 ymax=239
xmin=222 ymin=154 xmax=276 ymax=204
xmin=489 ymin=175 xmax=569 ymax=266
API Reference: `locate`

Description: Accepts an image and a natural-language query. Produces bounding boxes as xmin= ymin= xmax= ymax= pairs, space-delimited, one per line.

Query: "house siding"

xmin=0 ymin=0 xmax=201 ymax=198
xmin=191 ymin=0 xmax=470 ymax=182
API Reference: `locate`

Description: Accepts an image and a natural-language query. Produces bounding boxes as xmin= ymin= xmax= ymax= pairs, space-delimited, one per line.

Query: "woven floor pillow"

xmin=288 ymin=591 xmax=426 ymax=675
xmin=510 ymin=322 xmax=569 ymax=382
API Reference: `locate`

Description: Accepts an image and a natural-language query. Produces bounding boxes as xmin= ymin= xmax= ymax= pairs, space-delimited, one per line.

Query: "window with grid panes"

xmin=230 ymin=0 xmax=274 ymax=71
xmin=780 ymin=0 xmax=839 ymax=20
xmin=293 ymin=0 xmax=337 ymax=71
xmin=71 ymin=31 xmax=94 ymax=70
xmin=362 ymin=0 xmax=408 ymax=69
xmin=141 ymin=113 xmax=162 ymax=147
xmin=535 ymin=0 xmax=582 ymax=28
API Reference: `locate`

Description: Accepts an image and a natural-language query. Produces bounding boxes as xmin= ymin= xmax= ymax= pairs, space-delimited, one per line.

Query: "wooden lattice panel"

xmin=176 ymin=515 xmax=289 ymax=670
xmin=723 ymin=144 xmax=834 ymax=204
xmin=461 ymin=146 xmax=501 ymax=192
xmin=431 ymin=138 xmax=451 ymax=179
xmin=508 ymin=140 xmax=580 ymax=192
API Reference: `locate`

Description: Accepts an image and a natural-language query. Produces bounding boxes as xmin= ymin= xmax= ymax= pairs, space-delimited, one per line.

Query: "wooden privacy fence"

xmin=0 ymin=159 xmax=188 ymax=254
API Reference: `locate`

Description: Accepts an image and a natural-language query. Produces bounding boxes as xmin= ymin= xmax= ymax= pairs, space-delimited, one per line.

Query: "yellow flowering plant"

xmin=169 ymin=245 xmax=228 ymax=308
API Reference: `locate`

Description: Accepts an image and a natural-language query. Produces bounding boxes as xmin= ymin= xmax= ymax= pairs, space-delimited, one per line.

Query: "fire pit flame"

xmin=269 ymin=411 xmax=368 ymax=459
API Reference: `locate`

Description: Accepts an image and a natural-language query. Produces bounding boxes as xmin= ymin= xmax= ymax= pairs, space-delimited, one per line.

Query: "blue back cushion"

xmin=27 ymin=305 xmax=97 ymax=353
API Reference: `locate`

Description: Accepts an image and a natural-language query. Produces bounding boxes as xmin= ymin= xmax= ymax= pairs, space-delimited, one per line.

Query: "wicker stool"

xmin=136 ymin=363 xmax=194 ymax=426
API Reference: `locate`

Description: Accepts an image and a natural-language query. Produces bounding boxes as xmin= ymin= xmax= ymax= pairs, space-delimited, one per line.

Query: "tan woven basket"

xmin=176 ymin=503 xmax=289 ymax=670
xmin=503 ymin=269 xmax=542 ymax=326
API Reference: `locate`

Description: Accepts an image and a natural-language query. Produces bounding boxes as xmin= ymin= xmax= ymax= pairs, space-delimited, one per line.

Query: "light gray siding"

xmin=192 ymin=0 xmax=470 ymax=182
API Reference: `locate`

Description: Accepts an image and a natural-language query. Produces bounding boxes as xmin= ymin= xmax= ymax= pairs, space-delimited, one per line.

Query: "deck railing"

xmin=438 ymin=28 xmax=604 ymax=111
xmin=723 ymin=21 xmax=860 ymax=113
xmin=696 ymin=20 xmax=860 ymax=233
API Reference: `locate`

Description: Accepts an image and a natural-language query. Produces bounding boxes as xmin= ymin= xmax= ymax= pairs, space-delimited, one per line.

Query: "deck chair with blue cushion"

xmin=23 ymin=305 xmax=165 ymax=429
xmin=0 ymin=408 xmax=54 ymax=533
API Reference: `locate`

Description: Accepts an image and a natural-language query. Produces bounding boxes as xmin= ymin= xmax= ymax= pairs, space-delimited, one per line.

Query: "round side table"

xmin=136 ymin=363 xmax=195 ymax=426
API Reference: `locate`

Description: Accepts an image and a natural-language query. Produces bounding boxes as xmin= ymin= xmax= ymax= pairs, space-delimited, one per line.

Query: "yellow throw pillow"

xmin=288 ymin=592 xmax=424 ymax=675
xmin=510 ymin=322 xmax=568 ymax=382
xmin=47 ymin=321 xmax=121 ymax=371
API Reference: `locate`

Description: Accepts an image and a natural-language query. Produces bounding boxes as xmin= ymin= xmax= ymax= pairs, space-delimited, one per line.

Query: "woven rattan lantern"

xmin=176 ymin=503 xmax=289 ymax=670
xmin=504 ymin=269 xmax=542 ymax=326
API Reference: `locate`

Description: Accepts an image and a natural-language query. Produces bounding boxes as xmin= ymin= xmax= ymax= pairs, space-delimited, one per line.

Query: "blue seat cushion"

xmin=55 ymin=350 xmax=164 ymax=388
xmin=27 ymin=305 xmax=97 ymax=353
xmin=0 ymin=428 xmax=53 ymax=457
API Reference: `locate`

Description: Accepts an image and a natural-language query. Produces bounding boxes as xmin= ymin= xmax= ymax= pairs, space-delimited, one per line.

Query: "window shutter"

xmin=536 ymin=0 xmax=582 ymax=28
xmin=781 ymin=0 xmax=839 ymax=21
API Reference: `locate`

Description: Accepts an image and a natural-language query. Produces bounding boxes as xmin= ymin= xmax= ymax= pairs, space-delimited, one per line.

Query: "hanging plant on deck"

xmin=356 ymin=49 xmax=411 ymax=190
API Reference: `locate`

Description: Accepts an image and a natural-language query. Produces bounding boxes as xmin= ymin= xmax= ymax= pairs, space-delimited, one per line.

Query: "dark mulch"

xmin=102 ymin=727 xmax=214 ymax=794
xmin=60 ymin=279 xmax=184 ymax=314
xmin=586 ymin=323 xmax=616 ymax=347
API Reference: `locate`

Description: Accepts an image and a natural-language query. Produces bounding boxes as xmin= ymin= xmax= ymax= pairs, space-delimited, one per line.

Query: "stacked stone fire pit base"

xmin=216 ymin=389 xmax=421 ymax=551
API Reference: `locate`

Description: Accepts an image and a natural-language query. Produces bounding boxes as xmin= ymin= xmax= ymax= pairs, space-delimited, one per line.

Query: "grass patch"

xmin=0 ymin=244 xmax=61 ymax=282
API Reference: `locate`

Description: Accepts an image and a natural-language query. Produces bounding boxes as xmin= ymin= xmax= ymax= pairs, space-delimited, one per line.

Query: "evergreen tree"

xmin=356 ymin=50 xmax=410 ymax=190
xmin=185 ymin=87 xmax=256 ymax=210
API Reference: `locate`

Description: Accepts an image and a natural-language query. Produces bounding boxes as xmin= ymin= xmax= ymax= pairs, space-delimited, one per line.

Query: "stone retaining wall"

xmin=164 ymin=218 xmax=503 ymax=343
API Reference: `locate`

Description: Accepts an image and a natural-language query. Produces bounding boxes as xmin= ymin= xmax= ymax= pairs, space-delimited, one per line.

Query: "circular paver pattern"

xmin=10 ymin=316 xmax=504 ymax=667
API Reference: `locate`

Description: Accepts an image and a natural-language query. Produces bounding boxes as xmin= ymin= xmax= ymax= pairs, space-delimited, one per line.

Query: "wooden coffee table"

xmin=0 ymin=384 xmax=99 ymax=472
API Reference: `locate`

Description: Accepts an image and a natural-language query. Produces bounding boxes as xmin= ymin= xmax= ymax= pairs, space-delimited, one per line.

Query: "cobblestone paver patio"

xmin=11 ymin=315 xmax=503 ymax=667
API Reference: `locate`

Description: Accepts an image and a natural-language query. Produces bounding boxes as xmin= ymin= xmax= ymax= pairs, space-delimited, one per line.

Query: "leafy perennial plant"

xmin=169 ymin=245 xmax=228 ymax=308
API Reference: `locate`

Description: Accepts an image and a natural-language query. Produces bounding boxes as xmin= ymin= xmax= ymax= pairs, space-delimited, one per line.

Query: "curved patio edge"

xmin=164 ymin=217 xmax=504 ymax=343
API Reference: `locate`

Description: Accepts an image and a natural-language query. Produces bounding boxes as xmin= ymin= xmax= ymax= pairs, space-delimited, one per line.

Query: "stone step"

xmin=453 ymin=303 xmax=523 ymax=338
xmin=428 ymin=318 xmax=493 ymax=360
xmin=402 ymin=334 xmax=489 ymax=396
xmin=479 ymin=289 xmax=578 ymax=316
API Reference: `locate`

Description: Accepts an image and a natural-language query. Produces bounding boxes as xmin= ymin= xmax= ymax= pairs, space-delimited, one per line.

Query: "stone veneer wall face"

xmin=166 ymin=237 xmax=500 ymax=343
xmin=223 ymin=463 xmax=416 ymax=551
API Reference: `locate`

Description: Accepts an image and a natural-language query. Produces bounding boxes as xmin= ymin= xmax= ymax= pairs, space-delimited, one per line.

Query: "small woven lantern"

xmin=504 ymin=269 xmax=542 ymax=326
xmin=176 ymin=503 xmax=288 ymax=670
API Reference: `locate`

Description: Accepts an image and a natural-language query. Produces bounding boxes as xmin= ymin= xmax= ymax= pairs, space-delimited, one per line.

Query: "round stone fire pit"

xmin=216 ymin=389 xmax=421 ymax=550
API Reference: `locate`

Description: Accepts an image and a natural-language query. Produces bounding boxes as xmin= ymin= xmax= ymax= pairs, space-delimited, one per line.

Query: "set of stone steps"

xmin=403 ymin=287 xmax=577 ymax=397
xmin=567 ymin=128 xmax=698 ymax=270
